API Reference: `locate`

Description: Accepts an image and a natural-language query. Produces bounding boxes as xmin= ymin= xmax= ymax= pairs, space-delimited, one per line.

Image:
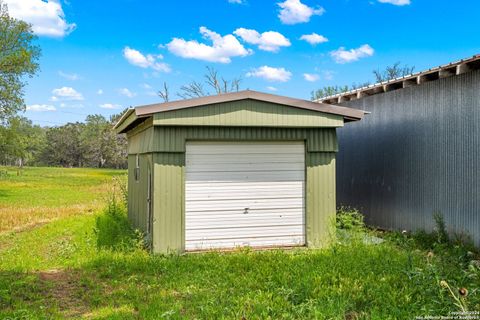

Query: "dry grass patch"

xmin=0 ymin=203 xmax=101 ymax=233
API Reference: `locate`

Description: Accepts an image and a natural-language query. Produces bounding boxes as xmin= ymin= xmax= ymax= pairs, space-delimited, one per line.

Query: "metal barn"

xmin=319 ymin=54 xmax=480 ymax=246
xmin=114 ymin=90 xmax=364 ymax=253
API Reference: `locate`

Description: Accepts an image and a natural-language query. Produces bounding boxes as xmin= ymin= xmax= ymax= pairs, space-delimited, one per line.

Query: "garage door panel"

xmin=187 ymin=153 xmax=303 ymax=164
xmin=185 ymin=186 xmax=303 ymax=201
xmin=186 ymin=225 xmax=305 ymax=241
xmin=185 ymin=236 xmax=305 ymax=251
xmin=186 ymin=197 xmax=304 ymax=211
xmin=185 ymin=208 xmax=303 ymax=221
xmin=186 ymin=216 xmax=304 ymax=229
xmin=185 ymin=141 xmax=305 ymax=250
xmin=186 ymin=142 xmax=305 ymax=154
xmin=186 ymin=162 xmax=304 ymax=173
xmin=186 ymin=170 xmax=304 ymax=182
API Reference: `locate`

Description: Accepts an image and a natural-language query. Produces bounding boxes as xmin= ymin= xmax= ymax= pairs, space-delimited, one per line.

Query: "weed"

xmin=439 ymin=280 xmax=469 ymax=312
xmin=94 ymin=195 xmax=144 ymax=252
xmin=433 ymin=212 xmax=449 ymax=244
xmin=336 ymin=207 xmax=365 ymax=231
xmin=112 ymin=174 xmax=128 ymax=206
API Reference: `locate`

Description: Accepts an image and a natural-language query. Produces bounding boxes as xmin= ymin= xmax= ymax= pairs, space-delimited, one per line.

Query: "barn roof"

xmin=318 ymin=53 xmax=480 ymax=104
xmin=114 ymin=90 xmax=365 ymax=134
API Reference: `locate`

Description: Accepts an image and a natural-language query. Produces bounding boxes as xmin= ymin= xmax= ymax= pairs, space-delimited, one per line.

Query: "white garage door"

xmin=185 ymin=141 xmax=305 ymax=251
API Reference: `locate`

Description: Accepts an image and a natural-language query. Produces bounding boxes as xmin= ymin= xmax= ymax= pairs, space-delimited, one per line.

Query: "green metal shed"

xmin=114 ymin=90 xmax=364 ymax=253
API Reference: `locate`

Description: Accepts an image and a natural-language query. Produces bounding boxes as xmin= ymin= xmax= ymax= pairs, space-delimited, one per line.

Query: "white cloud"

xmin=97 ymin=89 xmax=103 ymax=95
xmin=99 ymin=103 xmax=122 ymax=109
xmin=26 ymin=104 xmax=56 ymax=112
xmin=140 ymin=83 xmax=152 ymax=89
xmin=123 ymin=47 xmax=171 ymax=72
xmin=300 ymin=33 xmax=328 ymax=45
xmin=277 ymin=0 xmax=325 ymax=25
xmin=51 ymin=87 xmax=84 ymax=101
xmin=228 ymin=0 xmax=243 ymax=3
xmin=330 ymin=44 xmax=374 ymax=64
xmin=118 ymin=88 xmax=136 ymax=98
xmin=266 ymin=86 xmax=278 ymax=91
xmin=378 ymin=0 xmax=410 ymax=5
xmin=58 ymin=71 xmax=80 ymax=81
xmin=166 ymin=26 xmax=251 ymax=63
xmin=234 ymin=28 xmax=290 ymax=52
xmin=303 ymin=73 xmax=320 ymax=82
xmin=246 ymin=66 xmax=292 ymax=82
xmin=4 ymin=0 xmax=75 ymax=37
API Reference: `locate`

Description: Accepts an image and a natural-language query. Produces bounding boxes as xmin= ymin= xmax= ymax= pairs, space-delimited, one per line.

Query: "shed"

xmin=114 ymin=90 xmax=364 ymax=253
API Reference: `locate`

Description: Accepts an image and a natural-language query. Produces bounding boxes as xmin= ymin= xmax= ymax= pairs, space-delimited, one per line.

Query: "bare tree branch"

xmin=177 ymin=81 xmax=206 ymax=99
xmin=157 ymin=82 xmax=169 ymax=102
xmin=205 ymin=66 xmax=222 ymax=94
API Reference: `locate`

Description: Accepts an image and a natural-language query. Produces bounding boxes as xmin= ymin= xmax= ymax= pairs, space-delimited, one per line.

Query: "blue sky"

xmin=5 ymin=0 xmax=480 ymax=126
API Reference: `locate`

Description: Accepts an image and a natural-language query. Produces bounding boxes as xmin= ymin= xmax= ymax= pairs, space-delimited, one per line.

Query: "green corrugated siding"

xmin=127 ymin=153 xmax=152 ymax=233
xmin=306 ymin=152 xmax=336 ymax=247
xmin=143 ymin=127 xmax=338 ymax=153
xmin=128 ymin=126 xmax=154 ymax=154
xmin=152 ymin=152 xmax=184 ymax=253
xmin=153 ymin=100 xmax=344 ymax=128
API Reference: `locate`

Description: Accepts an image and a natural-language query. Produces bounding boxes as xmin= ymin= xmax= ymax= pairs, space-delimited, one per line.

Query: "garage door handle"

xmin=243 ymin=208 xmax=249 ymax=214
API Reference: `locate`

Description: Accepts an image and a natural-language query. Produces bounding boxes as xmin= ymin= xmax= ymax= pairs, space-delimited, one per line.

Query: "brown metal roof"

xmin=136 ymin=90 xmax=364 ymax=119
xmin=114 ymin=90 xmax=365 ymax=132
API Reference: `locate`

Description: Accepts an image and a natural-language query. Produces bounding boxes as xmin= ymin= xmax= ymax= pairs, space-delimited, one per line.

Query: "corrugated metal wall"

xmin=306 ymin=152 xmax=336 ymax=247
xmin=127 ymin=153 xmax=152 ymax=233
xmin=337 ymin=69 xmax=480 ymax=245
xmin=152 ymin=152 xmax=184 ymax=253
xmin=152 ymin=127 xmax=339 ymax=153
xmin=154 ymin=99 xmax=343 ymax=127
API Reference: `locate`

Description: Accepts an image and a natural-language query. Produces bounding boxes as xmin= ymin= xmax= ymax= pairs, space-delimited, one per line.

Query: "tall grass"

xmin=94 ymin=176 xmax=144 ymax=252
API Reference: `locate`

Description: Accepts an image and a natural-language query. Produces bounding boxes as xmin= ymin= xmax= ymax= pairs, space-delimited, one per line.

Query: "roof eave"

xmin=132 ymin=90 xmax=364 ymax=122
xmin=113 ymin=108 xmax=136 ymax=134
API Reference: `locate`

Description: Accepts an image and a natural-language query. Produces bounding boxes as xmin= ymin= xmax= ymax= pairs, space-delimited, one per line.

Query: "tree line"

xmin=0 ymin=113 xmax=128 ymax=168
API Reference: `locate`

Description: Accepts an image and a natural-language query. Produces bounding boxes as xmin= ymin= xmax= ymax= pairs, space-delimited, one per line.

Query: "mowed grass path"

xmin=0 ymin=166 xmax=125 ymax=232
xmin=0 ymin=167 xmax=478 ymax=319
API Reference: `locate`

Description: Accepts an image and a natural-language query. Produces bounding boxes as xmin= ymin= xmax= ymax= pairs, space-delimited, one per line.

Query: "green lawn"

xmin=0 ymin=166 xmax=125 ymax=232
xmin=0 ymin=167 xmax=478 ymax=319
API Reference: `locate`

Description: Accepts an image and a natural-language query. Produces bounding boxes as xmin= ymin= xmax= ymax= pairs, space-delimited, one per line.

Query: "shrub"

xmin=336 ymin=207 xmax=365 ymax=232
xmin=94 ymin=195 xmax=143 ymax=251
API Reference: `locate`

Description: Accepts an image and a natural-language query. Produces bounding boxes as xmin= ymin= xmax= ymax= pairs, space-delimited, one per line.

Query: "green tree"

xmin=0 ymin=116 xmax=45 ymax=166
xmin=40 ymin=123 xmax=86 ymax=167
xmin=81 ymin=114 xmax=110 ymax=167
xmin=80 ymin=114 xmax=127 ymax=168
xmin=0 ymin=1 xmax=41 ymax=122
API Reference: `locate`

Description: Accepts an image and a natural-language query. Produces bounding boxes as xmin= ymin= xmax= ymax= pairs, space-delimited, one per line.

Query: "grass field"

xmin=0 ymin=167 xmax=122 ymax=233
xmin=0 ymin=166 xmax=479 ymax=319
